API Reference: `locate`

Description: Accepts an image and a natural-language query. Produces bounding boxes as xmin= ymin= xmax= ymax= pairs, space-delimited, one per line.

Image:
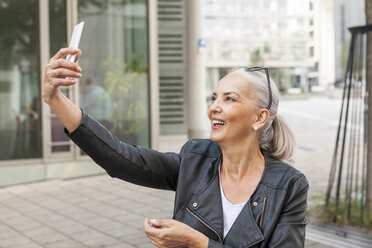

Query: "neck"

xmin=219 ymin=137 xmax=265 ymax=181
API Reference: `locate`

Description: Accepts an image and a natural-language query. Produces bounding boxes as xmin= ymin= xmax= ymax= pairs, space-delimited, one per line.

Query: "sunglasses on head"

xmin=244 ymin=66 xmax=272 ymax=110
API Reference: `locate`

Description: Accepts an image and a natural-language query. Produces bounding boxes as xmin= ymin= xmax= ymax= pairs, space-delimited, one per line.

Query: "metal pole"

xmin=360 ymin=34 xmax=368 ymax=225
xmin=325 ymin=31 xmax=354 ymax=207
xmin=346 ymin=69 xmax=357 ymax=220
xmin=334 ymin=34 xmax=356 ymax=222
xmin=353 ymin=33 xmax=364 ymax=211
xmin=347 ymin=33 xmax=363 ymax=219
xmin=361 ymin=82 xmax=367 ymax=225
xmin=366 ymin=27 xmax=372 ymax=214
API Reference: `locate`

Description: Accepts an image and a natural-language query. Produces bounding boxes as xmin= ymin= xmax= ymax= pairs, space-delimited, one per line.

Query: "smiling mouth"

xmin=212 ymin=120 xmax=226 ymax=129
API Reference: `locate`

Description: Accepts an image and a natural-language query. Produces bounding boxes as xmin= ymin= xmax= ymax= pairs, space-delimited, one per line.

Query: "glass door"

xmin=0 ymin=0 xmax=42 ymax=161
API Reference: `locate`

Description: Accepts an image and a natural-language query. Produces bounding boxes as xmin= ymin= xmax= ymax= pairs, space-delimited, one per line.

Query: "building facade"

xmin=0 ymin=0 xmax=160 ymax=186
xmin=204 ymin=0 xmax=335 ymax=93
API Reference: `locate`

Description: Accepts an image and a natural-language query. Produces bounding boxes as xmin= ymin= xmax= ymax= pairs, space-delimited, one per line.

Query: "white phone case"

xmin=66 ymin=22 xmax=84 ymax=62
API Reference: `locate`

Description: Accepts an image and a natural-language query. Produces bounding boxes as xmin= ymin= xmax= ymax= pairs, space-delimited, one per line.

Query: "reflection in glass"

xmin=49 ymin=0 xmax=70 ymax=153
xmin=78 ymin=0 xmax=150 ymax=147
xmin=0 ymin=0 xmax=42 ymax=160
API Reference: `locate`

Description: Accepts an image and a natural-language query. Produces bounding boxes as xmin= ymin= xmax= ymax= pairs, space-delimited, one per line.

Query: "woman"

xmin=43 ymin=48 xmax=308 ymax=247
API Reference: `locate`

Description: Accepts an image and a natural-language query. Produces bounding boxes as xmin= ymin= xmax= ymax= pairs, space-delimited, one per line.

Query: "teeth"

xmin=213 ymin=120 xmax=226 ymax=125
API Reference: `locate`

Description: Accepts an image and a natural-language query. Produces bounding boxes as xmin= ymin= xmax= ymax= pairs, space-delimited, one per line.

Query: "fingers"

xmin=144 ymin=219 xmax=161 ymax=234
xmin=44 ymin=57 xmax=82 ymax=86
xmin=144 ymin=219 xmax=181 ymax=247
xmin=49 ymin=68 xmax=82 ymax=79
xmin=48 ymin=78 xmax=78 ymax=87
xmin=42 ymin=48 xmax=82 ymax=101
xmin=144 ymin=218 xmax=203 ymax=248
xmin=49 ymin=58 xmax=81 ymax=72
xmin=74 ymin=49 xmax=82 ymax=62
xmin=145 ymin=230 xmax=180 ymax=248
xmin=50 ymin=47 xmax=81 ymax=62
xmin=150 ymin=219 xmax=172 ymax=228
xmin=147 ymin=238 xmax=162 ymax=248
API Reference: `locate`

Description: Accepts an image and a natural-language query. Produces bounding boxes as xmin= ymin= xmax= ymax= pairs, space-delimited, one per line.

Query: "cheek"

xmin=207 ymin=108 xmax=212 ymax=120
xmin=227 ymin=109 xmax=255 ymax=128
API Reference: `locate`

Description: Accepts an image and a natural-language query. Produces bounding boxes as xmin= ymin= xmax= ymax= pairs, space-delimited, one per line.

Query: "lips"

xmin=211 ymin=118 xmax=226 ymax=130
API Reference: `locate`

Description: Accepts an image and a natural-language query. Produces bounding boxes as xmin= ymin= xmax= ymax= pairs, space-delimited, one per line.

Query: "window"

xmin=309 ymin=46 xmax=314 ymax=57
xmin=77 ymin=0 xmax=150 ymax=147
xmin=0 ymin=0 xmax=42 ymax=160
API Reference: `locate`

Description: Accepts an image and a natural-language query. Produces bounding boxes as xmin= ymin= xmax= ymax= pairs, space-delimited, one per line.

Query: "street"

xmin=280 ymin=93 xmax=342 ymax=198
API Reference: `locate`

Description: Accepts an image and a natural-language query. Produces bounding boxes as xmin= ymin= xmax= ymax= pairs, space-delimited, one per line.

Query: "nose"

xmin=208 ymin=98 xmax=222 ymax=114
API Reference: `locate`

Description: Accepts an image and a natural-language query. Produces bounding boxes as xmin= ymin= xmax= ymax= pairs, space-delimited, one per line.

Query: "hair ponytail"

xmin=260 ymin=115 xmax=295 ymax=165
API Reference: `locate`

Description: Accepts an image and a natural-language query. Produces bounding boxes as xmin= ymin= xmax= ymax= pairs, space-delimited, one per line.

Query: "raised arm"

xmin=43 ymin=48 xmax=182 ymax=190
xmin=42 ymin=48 xmax=83 ymax=132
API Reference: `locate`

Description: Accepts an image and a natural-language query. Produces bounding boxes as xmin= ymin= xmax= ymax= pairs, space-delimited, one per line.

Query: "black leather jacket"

xmin=66 ymin=112 xmax=309 ymax=248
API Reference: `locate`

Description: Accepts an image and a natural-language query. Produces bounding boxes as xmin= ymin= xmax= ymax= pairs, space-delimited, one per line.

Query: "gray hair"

xmin=229 ymin=68 xmax=295 ymax=165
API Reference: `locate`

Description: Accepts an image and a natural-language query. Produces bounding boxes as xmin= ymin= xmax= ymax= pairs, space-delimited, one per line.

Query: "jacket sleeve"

xmin=266 ymin=175 xmax=309 ymax=248
xmin=65 ymin=111 xmax=184 ymax=191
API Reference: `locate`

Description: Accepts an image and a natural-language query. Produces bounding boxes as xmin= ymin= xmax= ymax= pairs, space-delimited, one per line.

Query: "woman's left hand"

xmin=144 ymin=218 xmax=208 ymax=248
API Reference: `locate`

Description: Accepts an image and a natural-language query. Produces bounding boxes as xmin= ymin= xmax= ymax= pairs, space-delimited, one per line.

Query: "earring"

xmin=253 ymin=126 xmax=258 ymax=131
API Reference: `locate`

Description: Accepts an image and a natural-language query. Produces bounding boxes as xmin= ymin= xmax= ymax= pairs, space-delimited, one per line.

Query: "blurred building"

xmin=333 ymin=0 xmax=365 ymax=83
xmin=204 ymin=0 xmax=335 ymax=93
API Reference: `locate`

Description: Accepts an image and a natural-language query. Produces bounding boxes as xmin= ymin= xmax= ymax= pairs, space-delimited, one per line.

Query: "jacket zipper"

xmin=186 ymin=207 xmax=223 ymax=244
xmin=259 ymin=197 xmax=267 ymax=229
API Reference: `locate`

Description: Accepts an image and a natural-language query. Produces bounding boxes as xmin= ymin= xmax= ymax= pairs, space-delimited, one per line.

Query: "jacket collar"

xmin=187 ymin=153 xmax=266 ymax=245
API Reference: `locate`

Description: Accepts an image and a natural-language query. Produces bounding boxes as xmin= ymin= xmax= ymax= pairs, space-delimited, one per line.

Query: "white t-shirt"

xmin=219 ymin=167 xmax=247 ymax=238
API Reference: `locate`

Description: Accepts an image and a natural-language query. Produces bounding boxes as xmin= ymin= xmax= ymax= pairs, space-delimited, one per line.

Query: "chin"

xmin=210 ymin=133 xmax=224 ymax=143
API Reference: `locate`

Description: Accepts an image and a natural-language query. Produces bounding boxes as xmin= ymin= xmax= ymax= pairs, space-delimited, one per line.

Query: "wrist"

xmin=43 ymin=91 xmax=63 ymax=105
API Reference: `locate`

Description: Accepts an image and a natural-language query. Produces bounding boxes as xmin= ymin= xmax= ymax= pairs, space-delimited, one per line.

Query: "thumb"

xmin=150 ymin=219 xmax=172 ymax=228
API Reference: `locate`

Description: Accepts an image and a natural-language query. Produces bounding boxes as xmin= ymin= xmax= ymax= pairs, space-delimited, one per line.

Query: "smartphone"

xmin=66 ymin=22 xmax=84 ymax=63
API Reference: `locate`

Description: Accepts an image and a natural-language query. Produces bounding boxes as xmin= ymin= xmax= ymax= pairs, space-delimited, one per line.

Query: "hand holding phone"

xmin=66 ymin=22 xmax=84 ymax=63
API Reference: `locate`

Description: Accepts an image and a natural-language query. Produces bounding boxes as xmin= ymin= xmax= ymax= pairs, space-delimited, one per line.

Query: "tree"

xmin=366 ymin=0 xmax=372 ymax=212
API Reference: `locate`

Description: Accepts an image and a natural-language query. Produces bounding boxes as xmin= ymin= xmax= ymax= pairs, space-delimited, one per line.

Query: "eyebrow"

xmin=212 ymin=91 xmax=240 ymax=96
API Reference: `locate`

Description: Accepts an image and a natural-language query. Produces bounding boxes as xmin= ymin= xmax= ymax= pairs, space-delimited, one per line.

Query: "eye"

xmin=210 ymin=96 xmax=216 ymax=102
xmin=226 ymin=96 xmax=236 ymax=102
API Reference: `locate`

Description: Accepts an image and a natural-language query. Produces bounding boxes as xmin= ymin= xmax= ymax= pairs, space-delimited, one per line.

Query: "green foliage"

xmin=0 ymin=0 xmax=39 ymax=69
xmin=126 ymin=54 xmax=147 ymax=73
xmin=103 ymin=55 xmax=147 ymax=135
xmin=308 ymin=195 xmax=372 ymax=232
xmin=250 ymin=48 xmax=263 ymax=64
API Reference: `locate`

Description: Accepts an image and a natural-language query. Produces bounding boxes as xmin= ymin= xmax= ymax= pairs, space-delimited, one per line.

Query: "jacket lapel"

xmin=224 ymin=201 xmax=264 ymax=247
xmin=187 ymin=158 xmax=224 ymax=241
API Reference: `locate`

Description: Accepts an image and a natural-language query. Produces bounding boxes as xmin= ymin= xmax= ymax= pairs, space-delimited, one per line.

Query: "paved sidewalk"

xmin=0 ymin=174 xmax=334 ymax=248
xmin=0 ymin=175 xmax=173 ymax=248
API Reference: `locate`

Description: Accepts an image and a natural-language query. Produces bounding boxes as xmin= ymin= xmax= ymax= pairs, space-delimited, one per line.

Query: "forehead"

xmin=216 ymin=73 xmax=253 ymax=97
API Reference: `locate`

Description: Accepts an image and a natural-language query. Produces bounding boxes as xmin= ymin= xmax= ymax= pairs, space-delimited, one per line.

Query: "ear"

xmin=254 ymin=109 xmax=270 ymax=130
